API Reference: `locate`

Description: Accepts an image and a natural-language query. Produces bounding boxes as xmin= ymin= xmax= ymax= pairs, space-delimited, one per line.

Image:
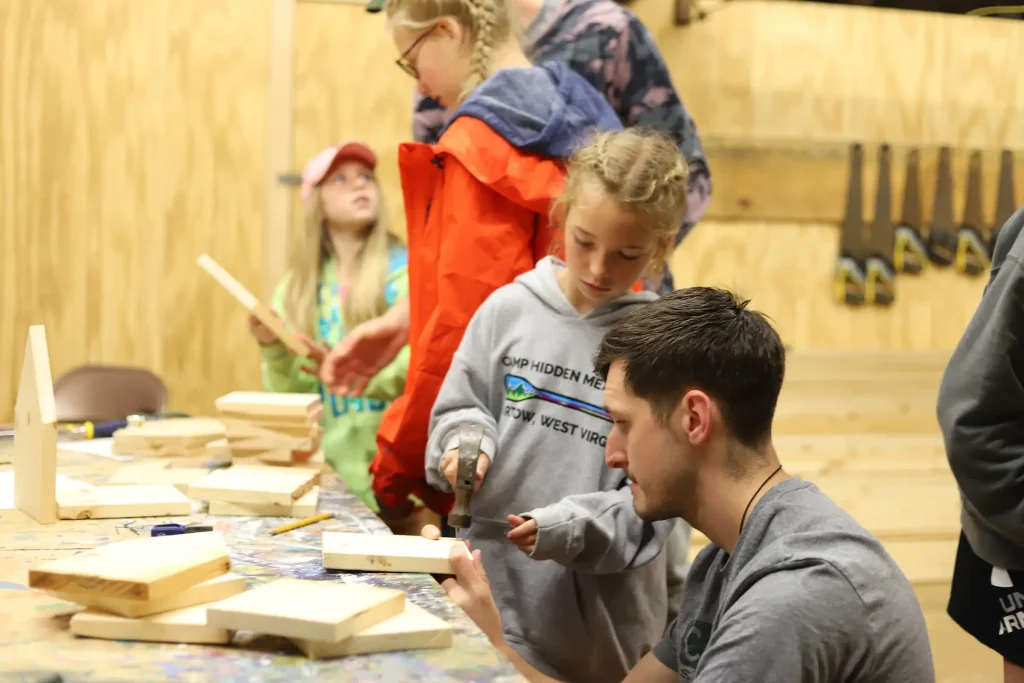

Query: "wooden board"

xmin=57 ymin=484 xmax=192 ymax=520
xmin=13 ymin=325 xmax=58 ymax=524
xmin=207 ymin=486 xmax=319 ymax=517
xmin=188 ymin=465 xmax=318 ymax=506
xmin=206 ymin=577 xmax=405 ymax=643
xmin=70 ymin=604 xmax=234 ymax=645
xmin=222 ymin=416 xmax=320 ymax=439
xmin=28 ymin=531 xmax=231 ymax=601
xmin=215 ymin=391 xmax=321 ymax=420
xmin=218 ymin=408 xmax=323 ymax=427
xmin=291 ymin=602 xmax=453 ymax=659
xmin=197 ymin=253 xmax=309 ymax=358
xmin=322 ymin=532 xmax=468 ymax=574
xmin=106 ymin=463 xmax=209 ymax=494
xmin=49 ymin=573 xmax=246 ymax=619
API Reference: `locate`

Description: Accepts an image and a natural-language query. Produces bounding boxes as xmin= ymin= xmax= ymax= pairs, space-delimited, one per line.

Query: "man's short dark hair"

xmin=594 ymin=287 xmax=785 ymax=449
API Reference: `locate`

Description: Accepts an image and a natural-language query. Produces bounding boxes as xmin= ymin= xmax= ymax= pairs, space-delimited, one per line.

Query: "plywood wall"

xmin=2 ymin=0 xmax=1017 ymax=421
xmin=291 ymin=2 xmax=409 ymax=239
xmin=0 ymin=0 xmax=269 ymax=421
xmin=635 ymin=0 xmax=1024 ymax=148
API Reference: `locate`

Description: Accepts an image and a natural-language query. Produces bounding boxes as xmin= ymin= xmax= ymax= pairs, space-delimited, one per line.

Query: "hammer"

xmin=448 ymin=423 xmax=484 ymax=529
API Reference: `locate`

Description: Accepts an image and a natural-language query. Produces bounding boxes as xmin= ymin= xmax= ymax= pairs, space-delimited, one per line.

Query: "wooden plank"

xmin=49 ymin=573 xmax=246 ymax=619
xmin=69 ymin=604 xmax=234 ymax=645
xmin=197 ymin=253 xmax=309 ymax=358
xmin=207 ymin=486 xmax=319 ymax=517
xmin=322 ymin=532 xmax=468 ymax=574
xmin=291 ymin=602 xmax=453 ymax=659
xmin=28 ymin=531 xmax=231 ymax=601
xmin=14 ymin=325 xmax=57 ymax=524
xmin=206 ymin=577 xmax=405 ymax=642
xmin=215 ymin=391 xmax=321 ymax=420
xmin=56 ymin=484 xmax=192 ymax=520
xmin=188 ymin=465 xmax=317 ymax=506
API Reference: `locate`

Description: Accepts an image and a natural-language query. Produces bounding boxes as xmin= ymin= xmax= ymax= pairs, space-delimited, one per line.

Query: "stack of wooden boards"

xmin=31 ymin=532 xmax=243 ymax=644
xmin=215 ymin=391 xmax=325 ymax=468
xmin=111 ymin=418 xmax=226 ymax=457
xmin=189 ymin=463 xmax=321 ymax=518
xmin=207 ymin=577 xmax=453 ymax=659
xmin=28 ymin=531 xmax=454 ymax=659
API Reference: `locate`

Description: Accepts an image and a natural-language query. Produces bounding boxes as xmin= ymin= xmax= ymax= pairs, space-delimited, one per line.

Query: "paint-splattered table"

xmin=0 ymin=442 xmax=524 ymax=683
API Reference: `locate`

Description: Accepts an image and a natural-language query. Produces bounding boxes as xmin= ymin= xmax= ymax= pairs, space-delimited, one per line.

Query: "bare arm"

xmin=623 ymin=652 xmax=678 ymax=683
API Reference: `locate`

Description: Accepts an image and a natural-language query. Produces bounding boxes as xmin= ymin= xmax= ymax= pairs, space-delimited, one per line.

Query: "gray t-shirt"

xmin=653 ymin=477 xmax=935 ymax=682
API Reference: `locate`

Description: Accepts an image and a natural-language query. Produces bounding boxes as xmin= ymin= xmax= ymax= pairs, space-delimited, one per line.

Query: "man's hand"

xmin=420 ymin=525 xmax=567 ymax=683
xmin=420 ymin=525 xmax=505 ymax=646
xmin=321 ymin=299 xmax=410 ymax=396
xmin=506 ymin=515 xmax=538 ymax=555
xmin=439 ymin=448 xmax=490 ymax=490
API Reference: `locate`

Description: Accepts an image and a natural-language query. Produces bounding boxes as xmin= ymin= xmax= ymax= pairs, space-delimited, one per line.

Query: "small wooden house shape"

xmin=14 ymin=325 xmax=58 ymax=524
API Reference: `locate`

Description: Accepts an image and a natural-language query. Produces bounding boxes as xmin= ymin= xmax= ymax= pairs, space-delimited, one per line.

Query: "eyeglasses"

xmin=395 ymin=25 xmax=438 ymax=78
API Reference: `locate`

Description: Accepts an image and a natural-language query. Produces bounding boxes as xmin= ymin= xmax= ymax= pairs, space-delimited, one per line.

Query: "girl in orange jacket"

xmin=327 ymin=0 xmax=623 ymax=531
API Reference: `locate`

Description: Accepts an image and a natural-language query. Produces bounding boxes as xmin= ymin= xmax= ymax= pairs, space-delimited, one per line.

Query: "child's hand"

xmin=440 ymin=448 xmax=490 ymax=490
xmin=506 ymin=515 xmax=538 ymax=555
xmin=249 ymin=314 xmax=280 ymax=346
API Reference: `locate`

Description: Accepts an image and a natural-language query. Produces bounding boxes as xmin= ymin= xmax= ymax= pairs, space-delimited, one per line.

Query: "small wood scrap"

xmin=28 ymin=531 xmax=231 ymax=601
xmin=322 ymin=532 xmax=469 ymax=574
xmin=207 ymin=486 xmax=320 ymax=518
xmin=106 ymin=460 xmax=210 ymax=494
xmin=56 ymin=484 xmax=192 ymax=520
xmin=69 ymin=604 xmax=234 ymax=645
xmin=206 ymin=577 xmax=404 ymax=643
xmin=188 ymin=464 xmax=318 ymax=507
xmin=291 ymin=602 xmax=453 ymax=660
xmin=196 ymin=253 xmax=310 ymax=358
xmin=214 ymin=391 xmax=323 ymax=465
xmin=48 ymin=572 xmax=246 ymax=619
xmin=14 ymin=325 xmax=59 ymax=524
xmin=111 ymin=418 xmax=226 ymax=457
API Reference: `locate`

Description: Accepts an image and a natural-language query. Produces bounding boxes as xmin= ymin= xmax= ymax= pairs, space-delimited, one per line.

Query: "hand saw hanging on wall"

xmin=866 ymin=144 xmax=896 ymax=306
xmin=927 ymin=147 xmax=957 ymax=267
xmin=894 ymin=149 xmax=928 ymax=275
xmin=834 ymin=143 xmax=868 ymax=306
xmin=955 ymin=150 xmax=990 ymax=276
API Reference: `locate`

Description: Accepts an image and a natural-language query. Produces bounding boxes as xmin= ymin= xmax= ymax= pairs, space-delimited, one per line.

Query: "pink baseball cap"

xmin=301 ymin=140 xmax=378 ymax=202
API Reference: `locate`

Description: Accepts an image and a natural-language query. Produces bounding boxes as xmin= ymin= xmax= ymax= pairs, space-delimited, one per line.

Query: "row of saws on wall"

xmin=835 ymin=144 xmax=1016 ymax=306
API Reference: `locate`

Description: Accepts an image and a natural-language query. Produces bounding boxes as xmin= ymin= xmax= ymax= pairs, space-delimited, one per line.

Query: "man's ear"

xmin=680 ymin=389 xmax=713 ymax=446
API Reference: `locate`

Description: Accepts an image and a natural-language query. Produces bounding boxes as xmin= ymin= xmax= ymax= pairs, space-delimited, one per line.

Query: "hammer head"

xmin=449 ymin=423 xmax=484 ymax=529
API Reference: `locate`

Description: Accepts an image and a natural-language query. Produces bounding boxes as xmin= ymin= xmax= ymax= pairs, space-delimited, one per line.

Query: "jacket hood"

xmin=513 ymin=256 xmax=656 ymax=323
xmin=443 ymin=61 xmax=622 ymax=160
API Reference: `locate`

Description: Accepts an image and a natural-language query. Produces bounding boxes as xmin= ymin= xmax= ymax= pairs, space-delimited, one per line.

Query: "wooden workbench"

xmin=0 ymin=441 xmax=523 ymax=683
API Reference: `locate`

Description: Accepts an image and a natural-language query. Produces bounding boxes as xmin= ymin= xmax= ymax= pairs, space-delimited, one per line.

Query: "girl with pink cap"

xmin=249 ymin=141 xmax=410 ymax=513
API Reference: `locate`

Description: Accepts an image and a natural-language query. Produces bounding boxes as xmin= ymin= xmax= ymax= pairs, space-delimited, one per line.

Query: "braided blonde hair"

xmin=555 ymin=128 xmax=690 ymax=243
xmin=386 ymin=0 xmax=515 ymax=104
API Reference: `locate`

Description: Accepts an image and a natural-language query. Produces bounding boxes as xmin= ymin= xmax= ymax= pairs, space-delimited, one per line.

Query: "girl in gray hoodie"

xmin=425 ymin=128 xmax=690 ymax=683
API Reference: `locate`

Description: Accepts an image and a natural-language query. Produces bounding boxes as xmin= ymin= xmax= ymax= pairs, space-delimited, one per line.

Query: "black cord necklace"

xmin=738 ymin=464 xmax=783 ymax=537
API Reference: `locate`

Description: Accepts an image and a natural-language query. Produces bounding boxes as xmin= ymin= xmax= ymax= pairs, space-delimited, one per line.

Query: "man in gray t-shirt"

xmin=421 ymin=288 xmax=935 ymax=682
xmin=655 ymin=477 xmax=933 ymax=681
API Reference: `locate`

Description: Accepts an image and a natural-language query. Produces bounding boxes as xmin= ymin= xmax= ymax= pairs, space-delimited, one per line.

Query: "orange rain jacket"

xmin=369 ymin=62 xmax=623 ymax=515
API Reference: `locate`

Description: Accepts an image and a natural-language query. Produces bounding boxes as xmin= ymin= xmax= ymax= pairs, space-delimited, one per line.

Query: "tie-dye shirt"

xmin=412 ymin=0 xmax=712 ymax=253
xmin=260 ymin=246 xmax=410 ymax=512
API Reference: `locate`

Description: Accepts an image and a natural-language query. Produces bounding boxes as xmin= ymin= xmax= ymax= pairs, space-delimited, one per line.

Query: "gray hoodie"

xmin=427 ymin=257 xmax=673 ymax=683
xmin=938 ymin=206 xmax=1024 ymax=569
